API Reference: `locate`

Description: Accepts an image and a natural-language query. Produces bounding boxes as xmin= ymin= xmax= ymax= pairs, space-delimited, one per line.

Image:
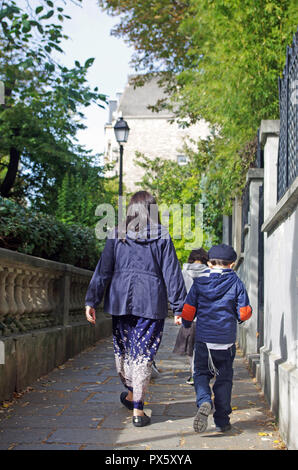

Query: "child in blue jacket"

xmin=180 ymin=243 xmax=252 ymax=433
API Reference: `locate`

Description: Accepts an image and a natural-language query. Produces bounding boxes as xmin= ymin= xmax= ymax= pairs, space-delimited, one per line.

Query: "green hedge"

xmin=0 ymin=197 xmax=103 ymax=270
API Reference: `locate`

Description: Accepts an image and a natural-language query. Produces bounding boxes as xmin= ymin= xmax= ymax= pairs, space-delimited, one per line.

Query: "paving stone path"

xmin=0 ymin=319 xmax=285 ymax=450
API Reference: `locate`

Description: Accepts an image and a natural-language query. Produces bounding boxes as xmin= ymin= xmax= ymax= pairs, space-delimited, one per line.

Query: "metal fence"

xmin=277 ymin=29 xmax=298 ymax=201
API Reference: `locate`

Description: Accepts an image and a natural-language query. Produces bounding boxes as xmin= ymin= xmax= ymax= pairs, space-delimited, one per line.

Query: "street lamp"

xmin=114 ymin=117 xmax=130 ymax=197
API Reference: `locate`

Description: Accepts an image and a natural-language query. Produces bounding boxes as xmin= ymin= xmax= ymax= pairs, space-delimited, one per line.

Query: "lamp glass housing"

xmin=114 ymin=117 xmax=130 ymax=143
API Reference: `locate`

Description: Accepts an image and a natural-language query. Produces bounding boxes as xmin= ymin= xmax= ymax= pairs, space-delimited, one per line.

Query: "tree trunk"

xmin=0 ymin=145 xmax=21 ymax=197
xmin=0 ymin=84 xmax=21 ymax=198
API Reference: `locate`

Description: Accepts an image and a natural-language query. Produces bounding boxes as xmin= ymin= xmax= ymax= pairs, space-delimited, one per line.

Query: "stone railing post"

xmin=0 ymin=267 xmax=9 ymax=330
xmin=57 ymin=270 xmax=71 ymax=327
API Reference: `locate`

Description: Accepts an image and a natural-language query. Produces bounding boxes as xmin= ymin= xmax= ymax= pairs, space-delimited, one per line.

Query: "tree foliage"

xmin=98 ymin=0 xmax=192 ymax=73
xmin=99 ymin=0 xmax=298 ymax=222
xmin=0 ymin=0 xmax=107 ymax=208
xmin=56 ymin=161 xmax=119 ymax=228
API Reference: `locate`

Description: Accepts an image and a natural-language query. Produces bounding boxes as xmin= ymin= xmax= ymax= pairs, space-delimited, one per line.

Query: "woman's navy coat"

xmin=85 ymin=225 xmax=187 ymax=320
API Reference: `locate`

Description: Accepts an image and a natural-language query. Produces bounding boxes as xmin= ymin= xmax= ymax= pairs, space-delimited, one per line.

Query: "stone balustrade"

xmin=0 ymin=247 xmax=93 ymax=336
xmin=0 ymin=247 xmax=112 ymax=402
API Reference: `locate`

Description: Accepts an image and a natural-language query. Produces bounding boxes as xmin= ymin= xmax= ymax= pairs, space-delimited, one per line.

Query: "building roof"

xmin=118 ymin=75 xmax=173 ymax=117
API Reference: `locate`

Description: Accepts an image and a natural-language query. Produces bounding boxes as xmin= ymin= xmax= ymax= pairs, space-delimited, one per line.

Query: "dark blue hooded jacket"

xmin=181 ymin=268 xmax=252 ymax=344
xmin=85 ymin=225 xmax=187 ymax=319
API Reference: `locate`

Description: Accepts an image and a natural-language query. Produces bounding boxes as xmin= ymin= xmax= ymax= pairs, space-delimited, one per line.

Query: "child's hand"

xmin=182 ymin=319 xmax=192 ymax=328
xmin=85 ymin=306 xmax=96 ymax=325
xmin=174 ymin=315 xmax=182 ymax=325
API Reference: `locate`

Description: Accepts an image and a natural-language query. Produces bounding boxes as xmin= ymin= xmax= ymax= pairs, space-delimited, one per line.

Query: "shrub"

xmin=0 ymin=197 xmax=103 ymax=270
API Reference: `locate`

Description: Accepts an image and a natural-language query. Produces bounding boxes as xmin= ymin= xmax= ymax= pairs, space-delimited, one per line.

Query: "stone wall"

xmin=0 ymin=248 xmax=112 ymax=402
xmin=260 ymin=121 xmax=298 ymax=449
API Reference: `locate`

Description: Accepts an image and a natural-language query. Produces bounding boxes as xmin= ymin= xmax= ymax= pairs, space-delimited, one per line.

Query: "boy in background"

xmin=173 ymin=248 xmax=209 ymax=385
xmin=180 ymin=244 xmax=252 ymax=433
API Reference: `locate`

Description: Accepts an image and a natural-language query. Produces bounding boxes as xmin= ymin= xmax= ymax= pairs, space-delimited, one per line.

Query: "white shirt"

xmin=206 ymin=343 xmax=234 ymax=350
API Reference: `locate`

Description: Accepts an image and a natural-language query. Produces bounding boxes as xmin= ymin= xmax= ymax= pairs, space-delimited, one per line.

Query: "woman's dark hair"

xmin=125 ymin=191 xmax=161 ymax=232
xmin=188 ymin=248 xmax=208 ymax=265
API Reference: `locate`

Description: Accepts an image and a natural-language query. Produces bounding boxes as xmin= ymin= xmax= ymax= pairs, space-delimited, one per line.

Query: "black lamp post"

xmin=113 ymin=117 xmax=130 ymax=197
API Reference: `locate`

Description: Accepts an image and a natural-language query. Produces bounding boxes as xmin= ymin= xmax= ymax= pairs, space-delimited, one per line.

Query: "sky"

xmin=50 ymin=0 xmax=135 ymax=155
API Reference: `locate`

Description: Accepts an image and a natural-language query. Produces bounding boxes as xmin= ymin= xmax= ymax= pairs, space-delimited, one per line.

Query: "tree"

xmin=56 ymin=160 xmax=119 ymax=228
xmin=98 ymin=0 xmax=298 ymax=221
xmin=98 ymin=0 xmax=192 ymax=73
xmin=0 ymin=0 xmax=107 ymax=208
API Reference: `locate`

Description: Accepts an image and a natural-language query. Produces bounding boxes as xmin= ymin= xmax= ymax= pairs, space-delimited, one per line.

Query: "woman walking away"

xmin=85 ymin=191 xmax=186 ymax=427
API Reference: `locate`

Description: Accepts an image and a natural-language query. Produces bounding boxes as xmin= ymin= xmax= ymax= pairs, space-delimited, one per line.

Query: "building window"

xmin=112 ymin=147 xmax=119 ymax=162
xmin=177 ymin=155 xmax=188 ymax=166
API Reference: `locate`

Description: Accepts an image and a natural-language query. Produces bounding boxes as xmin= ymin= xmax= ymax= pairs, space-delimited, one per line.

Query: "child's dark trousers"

xmin=193 ymin=341 xmax=236 ymax=428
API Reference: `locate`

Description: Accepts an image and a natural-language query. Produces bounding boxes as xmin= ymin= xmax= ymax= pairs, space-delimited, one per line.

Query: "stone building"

xmin=104 ymin=75 xmax=210 ymax=193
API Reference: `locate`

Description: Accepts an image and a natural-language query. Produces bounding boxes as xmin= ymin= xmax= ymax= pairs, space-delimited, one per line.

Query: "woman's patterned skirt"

xmin=112 ymin=315 xmax=165 ymax=410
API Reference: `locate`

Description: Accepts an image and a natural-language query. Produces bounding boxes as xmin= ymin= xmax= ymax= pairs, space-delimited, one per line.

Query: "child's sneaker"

xmin=193 ymin=402 xmax=213 ymax=433
xmin=186 ymin=376 xmax=194 ymax=385
xmin=215 ymin=423 xmax=232 ymax=432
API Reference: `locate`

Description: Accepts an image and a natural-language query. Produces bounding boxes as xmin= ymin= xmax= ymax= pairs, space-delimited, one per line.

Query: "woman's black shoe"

xmin=120 ymin=391 xmax=134 ymax=410
xmin=132 ymin=413 xmax=151 ymax=427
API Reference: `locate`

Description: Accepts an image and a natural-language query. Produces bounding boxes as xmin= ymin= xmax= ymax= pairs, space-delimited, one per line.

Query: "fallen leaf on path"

xmin=274 ymin=441 xmax=287 ymax=450
xmin=2 ymin=401 xmax=14 ymax=408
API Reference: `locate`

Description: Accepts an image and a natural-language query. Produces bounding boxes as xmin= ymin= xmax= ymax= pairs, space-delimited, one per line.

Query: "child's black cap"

xmin=208 ymin=243 xmax=237 ymax=262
